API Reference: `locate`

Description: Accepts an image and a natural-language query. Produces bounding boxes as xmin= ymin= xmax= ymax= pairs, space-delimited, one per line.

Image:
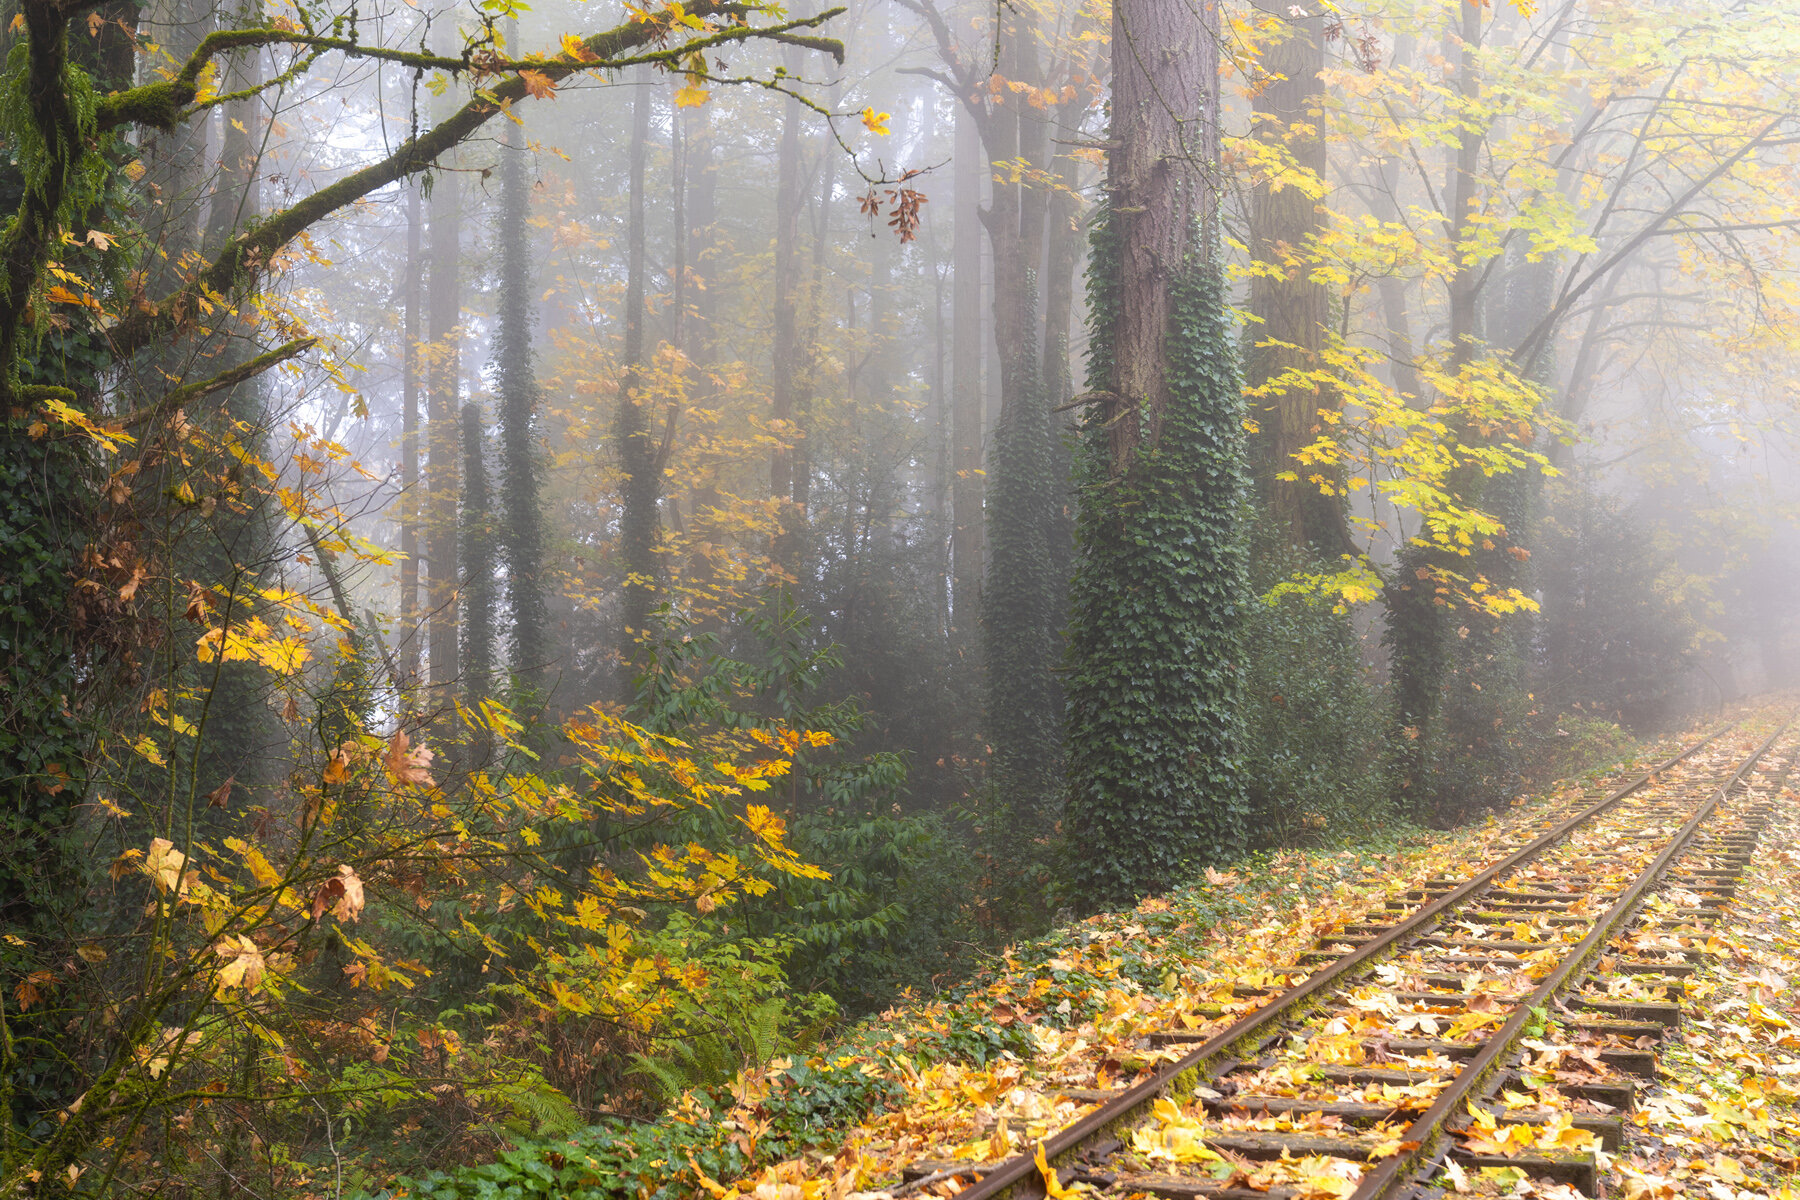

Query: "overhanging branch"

xmin=101 ymin=3 xmax=845 ymax=361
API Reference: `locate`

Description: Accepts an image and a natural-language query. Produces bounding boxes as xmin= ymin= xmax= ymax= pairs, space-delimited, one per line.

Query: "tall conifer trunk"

xmin=1246 ymin=0 xmax=1349 ymax=557
xmin=1065 ymin=0 xmax=1248 ymax=908
xmin=617 ymin=73 xmax=660 ymax=667
xmin=973 ymin=4 xmax=1065 ymax=899
xmin=494 ymin=54 xmax=547 ymax=693
xmin=426 ymin=77 xmax=463 ymax=695
xmin=770 ymin=49 xmax=805 ymax=566
xmin=461 ymin=403 xmax=494 ymax=707
xmin=401 ymin=183 xmax=423 ymax=699
xmin=949 ymin=109 xmax=983 ymax=626
xmin=188 ymin=7 xmax=276 ymax=808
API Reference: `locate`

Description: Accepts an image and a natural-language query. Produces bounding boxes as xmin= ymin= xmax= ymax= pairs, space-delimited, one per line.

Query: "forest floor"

xmin=691 ymin=703 xmax=1800 ymax=1200
xmin=404 ymin=704 xmax=1800 ymax=1200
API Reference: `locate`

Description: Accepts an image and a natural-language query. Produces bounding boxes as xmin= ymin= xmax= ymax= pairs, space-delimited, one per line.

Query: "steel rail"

xmin=952 ymin=724 xmax=1737 ymax=1200
xmin=1347 ymin=712 xmax=1794 ymax=1199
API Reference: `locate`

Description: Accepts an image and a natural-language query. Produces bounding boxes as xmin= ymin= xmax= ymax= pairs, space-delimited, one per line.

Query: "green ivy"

xmin=1062 ymin=217 xmax=1249 ymax=910
xmin=979 ymin=268 xmax=1064 ymax=925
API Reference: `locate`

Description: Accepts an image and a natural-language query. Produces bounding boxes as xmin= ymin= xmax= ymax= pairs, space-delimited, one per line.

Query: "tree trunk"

xmin=460 ymin=402 xmax=494 ymax=705
xmin=791 ymin=129 xmax=837 ymax=528
xmin=1064 ymin=0 xmax=1247 ymax=909
xmin=1385 ymin=2 xmax=1513 ymax=821
xmin=400 ymin=182 xmax=422 ymax=699
xmin=770 ymin=49 xmax=805 ymax=564
xmin=617 ymin=72 xmax=660 ymax=666
xmin=1041 ymin=110 xmax=1084 ymax=594
xmin=426 ymin=86 xmax=463 ymax=695
xmin=1246 ymin=0 xmax=1350 ymax=557
xmin=950 ymin=107 xmax=984 ymax=629
xmin=494 ymin=77 xmax=547 ymax=693
xmin=682 ymin=106 xmax=724 ymax=615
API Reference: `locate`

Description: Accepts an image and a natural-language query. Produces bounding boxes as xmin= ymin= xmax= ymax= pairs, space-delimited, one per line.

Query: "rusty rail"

xmin=950 ymin=722 xmax=1748 ymax=1200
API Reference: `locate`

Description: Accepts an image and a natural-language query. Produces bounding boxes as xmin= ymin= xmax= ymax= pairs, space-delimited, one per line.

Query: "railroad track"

xmin=899 ymin=715 xmax=1796 ymax=1200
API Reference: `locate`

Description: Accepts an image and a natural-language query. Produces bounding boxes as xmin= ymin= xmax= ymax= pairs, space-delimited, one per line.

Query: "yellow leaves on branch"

xmin=197 ymin=617 xmax=310 ymax=675
xmin=861 ymin=107 xmax=891 ymax=136
xmin=28 ymin=396 xmax=134 ymax=452
xmin=142 ymin=837 xmax=190 ymax=897
xmin=558 ymin=32 xmax=599 ymax=62
xmin=213 ymin=935 xmax=267 ymax=993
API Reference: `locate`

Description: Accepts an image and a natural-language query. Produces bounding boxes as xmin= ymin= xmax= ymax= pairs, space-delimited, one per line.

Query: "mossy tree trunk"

xmin=493 ymin=73 xmax=548 ymax=697
xmin=1064 ymin=0 xmax=1249 ymax=910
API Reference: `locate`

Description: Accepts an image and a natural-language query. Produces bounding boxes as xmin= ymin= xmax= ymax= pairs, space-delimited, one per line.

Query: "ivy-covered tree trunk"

xmin=1063 ymin=0 xmax=1248 ymax=910
xmin=617 ymin=72 xmax=660 ymax=669
xmin=979 ymin=265 xmax=1059 ymax=915
xmin=493 ymin=93 xmax=547 ymax=694
xmin=974 ymin=3 xmax=1067 ymax=906
xmin=460 ymin=403 xmax=494 ymax=706
xmin=188 ymin=2 xmax=280 ymax=810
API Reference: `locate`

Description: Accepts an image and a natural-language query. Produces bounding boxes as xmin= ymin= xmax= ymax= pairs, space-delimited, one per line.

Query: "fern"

xmin=630 ymin=997 xmax=796 ymax=1104
xmin=505 ymin=1080 xmax=583 ymax=1136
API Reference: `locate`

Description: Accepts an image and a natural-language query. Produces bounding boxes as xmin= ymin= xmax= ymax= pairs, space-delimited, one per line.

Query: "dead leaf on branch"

xmin=312 ymin=865 xmax=365 ymax=923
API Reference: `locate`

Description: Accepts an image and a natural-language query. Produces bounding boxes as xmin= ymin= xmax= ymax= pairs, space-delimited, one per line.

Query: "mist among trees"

xmin=2 ymin=0 xmax=1797 ymax=1190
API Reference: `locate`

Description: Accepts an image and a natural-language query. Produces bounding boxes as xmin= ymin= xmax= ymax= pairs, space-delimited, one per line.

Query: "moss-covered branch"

xmin=120 ymin=337 xmax=317 ymax=428
xmin=101 ymin=2 xmax=844 ymax=360
xmin=97 ymin=5 xmax=844 ymax=131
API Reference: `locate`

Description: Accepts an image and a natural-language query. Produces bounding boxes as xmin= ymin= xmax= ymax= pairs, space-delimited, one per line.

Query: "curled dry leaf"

xmin=384 ymin=729 xmax=435 ymax=787
xmin=312 ymin=864 xmax=365 ymax=923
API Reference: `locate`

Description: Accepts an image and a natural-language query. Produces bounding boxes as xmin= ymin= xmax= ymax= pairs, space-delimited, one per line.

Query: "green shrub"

xmin=1241 ymin=540 xmax=1396 ymax=846
xmin=772 ymin=807 xmax=978 ymax=1014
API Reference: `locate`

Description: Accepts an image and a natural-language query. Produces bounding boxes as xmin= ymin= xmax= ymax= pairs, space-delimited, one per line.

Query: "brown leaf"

xmin=311 ymin=876 xmax=345 ymax=922
xmin=520 ymin=70 xmax=557 ymax=100
xmin=206 ymin=777 xmax=234 ymax=809
xmin=331 ymin=865 xmax=365 ymax=922
xmin=384 ymin=730 xmax=435 ymax=787
xmin=184 ymin=581 xmax=208 ymax=624
xmin=311 ymin=865 xmax=365 ymax=923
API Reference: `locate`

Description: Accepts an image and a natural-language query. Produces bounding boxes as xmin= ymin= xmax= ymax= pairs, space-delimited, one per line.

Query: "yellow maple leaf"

xmin=142 ymin=838 xmax=188 ymax=896
xmin=214 ymin=935 xmax=266 ymax=992
xmin=674 ymin=82 xmax=710 ymax=108
xmin=862 ymin=107 xmax=891 ymax=136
